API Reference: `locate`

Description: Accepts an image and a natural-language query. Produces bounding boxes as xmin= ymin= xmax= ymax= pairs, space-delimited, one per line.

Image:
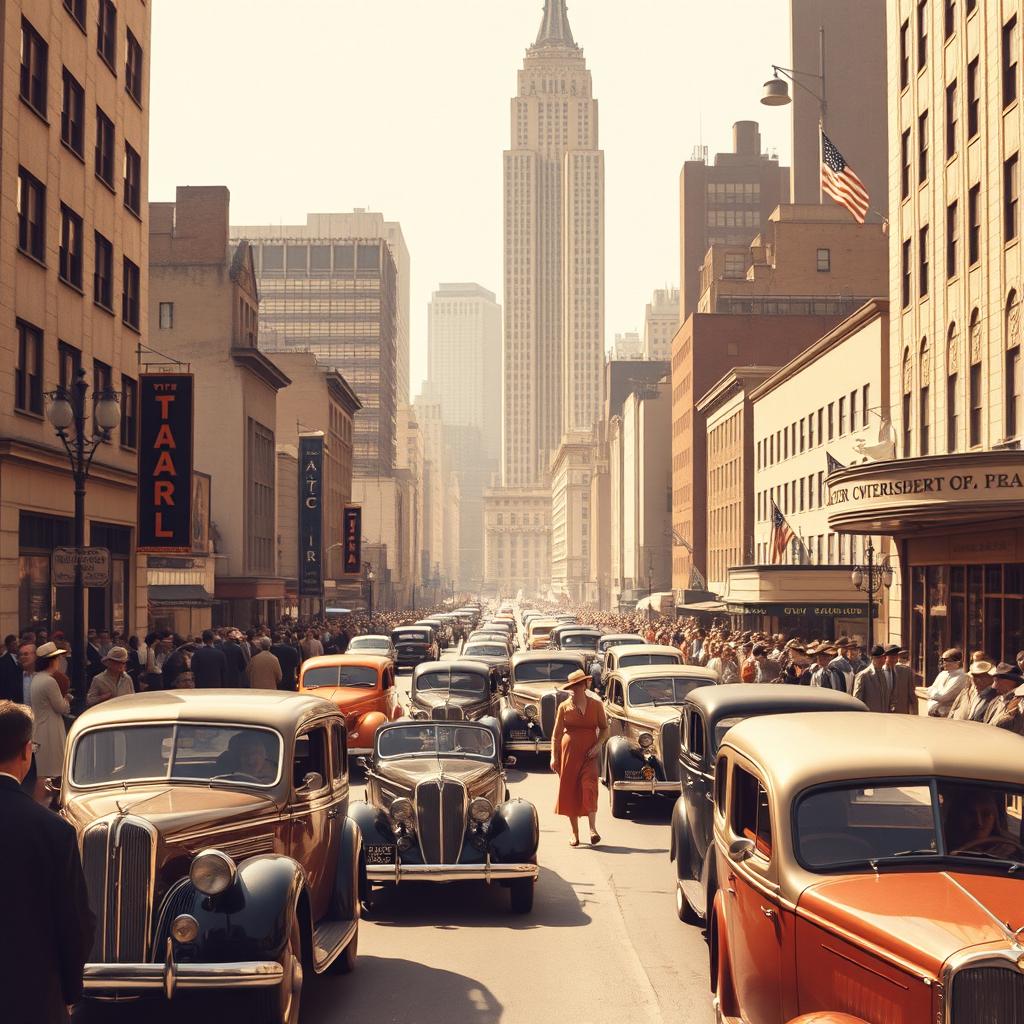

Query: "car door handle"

xmin=704 ymin=792 xmax=714 ymax=803
xmin=760 ymin=905 xmax=776 ymax=920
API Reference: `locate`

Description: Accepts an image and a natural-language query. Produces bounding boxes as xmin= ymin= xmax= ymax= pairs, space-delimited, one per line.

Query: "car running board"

xmin=312 ymin=918 xmax=357 ymax=973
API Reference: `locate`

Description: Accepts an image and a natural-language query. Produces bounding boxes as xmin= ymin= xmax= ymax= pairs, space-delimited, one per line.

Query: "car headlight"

xmin=390 ymin=797 xmax=415 ymax=826
xmin=638 ymin=732 xmax=654 ymax=750
xmin=524 ymin=703 xmax=539 ymax=721
xmin=189 ymin=849 xmax=236 ymax=896
xmin=469 ymin=796 xmax=493 ymax=823
xmin=411 ymin=709 xmax=429 ymax=721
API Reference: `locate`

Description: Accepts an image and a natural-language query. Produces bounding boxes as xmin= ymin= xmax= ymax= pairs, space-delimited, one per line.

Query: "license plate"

xmin=509 ymin=730 xmax=530 ymax=740
xmin=624 ymin=769 xmax=644 ymax=780
xmin=365 ymin=844 xmax=396 ymax=865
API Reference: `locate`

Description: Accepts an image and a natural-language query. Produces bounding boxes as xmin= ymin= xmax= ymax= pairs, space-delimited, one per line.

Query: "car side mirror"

xmin=728 ymin=837 xmax=755 ymax=863
xmin=355 ymin=756 xmax=369 ymax=772
xmin=297 ymin=771 xmax=324 ymax=794
xmin=504 ymin=756 xmax=517 ymax=768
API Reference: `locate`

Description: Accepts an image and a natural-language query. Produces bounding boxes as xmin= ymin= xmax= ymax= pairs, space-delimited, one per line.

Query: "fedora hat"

xmin=35 ymin=641 xmax=68 ymax=660
xmin=103 ymin=646 xmax=129 ymax=664
xmin=969 ymin=659 xmax=994 ymax=675
xmin=562 ymin=669 xmax=590 ymax=691
xmin=988 ymin=662 xmax=1024 ymax=683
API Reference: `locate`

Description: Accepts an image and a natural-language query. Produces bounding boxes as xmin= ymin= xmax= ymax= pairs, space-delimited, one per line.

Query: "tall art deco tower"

xmin=502 ymin=0 xmax=605 ymax=486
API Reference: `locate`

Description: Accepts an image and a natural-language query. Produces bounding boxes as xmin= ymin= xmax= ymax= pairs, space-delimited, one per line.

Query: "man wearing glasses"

xmin=925 ymin=648 xmax=968 ymax=717
xmin=0 ymin=700 xmax=94 ymax=1022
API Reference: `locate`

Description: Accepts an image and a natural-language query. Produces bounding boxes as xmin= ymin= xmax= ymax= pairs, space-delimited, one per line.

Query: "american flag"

xmin=770 ymin=500 xmax=795 ymax=565
xmin=821 ymin=132 xmax=870 ymax=224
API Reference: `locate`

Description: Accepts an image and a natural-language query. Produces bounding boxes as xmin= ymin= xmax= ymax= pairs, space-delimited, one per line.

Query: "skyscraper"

xmin=502 ymin=0 xmax=604 ymax=485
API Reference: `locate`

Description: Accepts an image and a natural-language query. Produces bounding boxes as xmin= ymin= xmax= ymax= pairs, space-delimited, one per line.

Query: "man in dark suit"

xmin=221 ymin=633 xmax=249 ymax=688
xmin=190 ymin=630 xmax=227 ymax=688
xmin=883 ymin=643 xmax=917 ymax=714
xmin=0 ymin=701 xmax=95 ymax=1022
xmin=271 ymin=633 xmax=300 ymax=691
xmin=0 ymin=634 xmax=21 ymax=703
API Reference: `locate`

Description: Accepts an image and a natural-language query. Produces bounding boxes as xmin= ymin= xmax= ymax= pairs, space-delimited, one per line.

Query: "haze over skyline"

xmin=150 ymin=0 xmax=791 ymax=401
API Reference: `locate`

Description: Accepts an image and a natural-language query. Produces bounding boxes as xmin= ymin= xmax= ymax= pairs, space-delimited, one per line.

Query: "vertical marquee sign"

xmin=298 ymin=434 xmax=325 ymax=598
xmin=138 ymin=374 xmax=194 ymax=552
xmin=342 ymin=505 xmax=362 ymax=575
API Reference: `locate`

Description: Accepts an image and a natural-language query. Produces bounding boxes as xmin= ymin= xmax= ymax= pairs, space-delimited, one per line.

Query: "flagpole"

xmin=818 ymin=24 xmax=826 ymax=205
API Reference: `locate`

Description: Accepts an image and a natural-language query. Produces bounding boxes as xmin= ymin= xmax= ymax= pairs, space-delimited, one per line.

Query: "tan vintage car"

xmin=710 ymin=713 xmax=1024 ymax=1024
xmin=61 ymin=690 xmax=361 ymax=1023
xmin=500 ymin=650 xmax=589 ymax=752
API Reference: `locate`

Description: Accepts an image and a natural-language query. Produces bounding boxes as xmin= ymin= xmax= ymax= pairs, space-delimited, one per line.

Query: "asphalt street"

xmin=76 ymin=646 xmax=716 ymax=1024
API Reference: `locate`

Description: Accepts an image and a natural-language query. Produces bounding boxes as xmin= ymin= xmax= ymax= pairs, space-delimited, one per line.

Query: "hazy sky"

xmin=150 ymin=0 xmax=791 ymax=402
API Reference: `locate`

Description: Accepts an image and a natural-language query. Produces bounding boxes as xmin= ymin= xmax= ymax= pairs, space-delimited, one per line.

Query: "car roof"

xmin=600 ymin=633 xmax=643 ymax=641
xmin=302 ymin=653 xmax=392 ymax=670
xmin=412 ymin=659 xmax=492 ymax=676
xmin=557 ymin=626 xmax=601 ymax=635
xmin=720 ymin=713 xmax=1024 ymax=793
xmin=608 ymin=644 xmax=682 ymax=657
xmin=511 ymin=650 xmax=587 ymax=666
xmin=69 ymin=689 xmax=334 ymax=734
xmin=614 ymin=664 xmax=719 ymax=682
xmin=349 ymin=634 xmax=392 ymax=643
xmin=528 ymin=618 xmax=558 ymax=628
xmin=393 ymin=624 xmax=431 ymax=632
xmin=684 ymin=683 xmax=865 ymax=724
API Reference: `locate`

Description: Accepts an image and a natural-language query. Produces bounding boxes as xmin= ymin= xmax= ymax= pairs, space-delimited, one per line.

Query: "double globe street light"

xmin=46 ymin=369 xmax=120 ymax=708
xmin=851 ymin=543 xmax=893 ymax=655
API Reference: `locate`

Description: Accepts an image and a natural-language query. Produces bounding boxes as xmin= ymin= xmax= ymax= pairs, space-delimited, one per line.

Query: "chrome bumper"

xmin=84 ymin=940 xmax=283 ymax=999
xmin=504 ymin=738 xmax=549 ymax=752
xmin=366 ymin=860 xmax=538 ymax=884
xmin=611 ymin=779 xmax=681 ymax=794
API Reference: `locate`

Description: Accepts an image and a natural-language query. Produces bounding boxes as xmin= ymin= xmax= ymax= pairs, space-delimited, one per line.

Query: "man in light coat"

xmin=949 ymin=659 xmax=997 ymax=721
xmin=924 ymin=648 xmax=968 ymax=717
xmin=853 ymin=645 xmax=890 ymax=712
xmin=86 ymin=647 xmax=135 ymax=707
xmin=246 ymin=637 xmax=282 ymax=690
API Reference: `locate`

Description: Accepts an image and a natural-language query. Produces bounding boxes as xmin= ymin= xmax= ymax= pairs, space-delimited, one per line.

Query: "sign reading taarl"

xmin=343 ymin=505 xmax=362 ymax=575
xmin=138 ymin=374 xmax=194 ymax=553
xmin=299 ymin=435 xmax=325 ymax=598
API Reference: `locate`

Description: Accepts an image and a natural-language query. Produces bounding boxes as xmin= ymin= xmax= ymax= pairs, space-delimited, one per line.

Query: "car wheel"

xmin=250 ymin=913 xmax=303 ymax=1024
xmin=675 ymin=881 xmax=700 ymax=924
xmin=328 ymin=922 xmax=358 ymax=975
xmin=509 ymin=877 xmax=534 ymax=914
xmin=608 ymin=768 xmax=628 ymax=818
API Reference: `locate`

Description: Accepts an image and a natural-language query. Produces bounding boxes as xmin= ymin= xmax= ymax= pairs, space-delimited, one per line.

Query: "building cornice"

xmin=695 ymin=365 xmax=778 ymax=415
xmin=326 ymin=372 xmax=363 ymax=414
xmin=229 ymin=347 xmax=292 ymax=391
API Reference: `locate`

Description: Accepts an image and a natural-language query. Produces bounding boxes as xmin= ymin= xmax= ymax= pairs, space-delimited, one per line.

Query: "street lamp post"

xmin=46 ymin=369 xmax=120 ymax=709
xmin=851 ymin=542 xmax=894 ymax=654
xmin=365 ymin=563 xmax=375 ymax=622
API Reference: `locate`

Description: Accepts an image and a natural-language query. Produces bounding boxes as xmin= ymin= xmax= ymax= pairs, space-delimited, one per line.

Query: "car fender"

xmin=349 ymin=799 xmax=393 ymax=847
xmin=329 ymin=816 xmax=363 ymax=921
xmin=153 ymin=854 xmax=305 ymax=964
xmin=604 ymin=735 xmax=643 ymax=781
xmin=353 ymin=709 xmax=388 ymax=747
xmin=487 ymin=797 xmax=539 ymax=862
xmin=500 ymin=705 xmax=528 ymax=735
xmin=669 ymin=793 xmax=687 ymax=865
xmin=478 ymin=714 xmax=502 ymax=753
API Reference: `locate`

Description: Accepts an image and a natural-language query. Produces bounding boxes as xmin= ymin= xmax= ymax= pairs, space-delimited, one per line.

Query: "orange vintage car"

xmin=709 ymin=713 xmax=1024 ymax=1023
xmin=298 ymin=654 xmax=401 ymax=756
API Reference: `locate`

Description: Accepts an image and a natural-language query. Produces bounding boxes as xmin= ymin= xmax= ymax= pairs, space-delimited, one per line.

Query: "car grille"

xmin=540 ymin=691 xmax=568 ymax=738
xmin=660 ymin=721 xmax=681 ymax=782
xmin=415 ymin=779 xmax=466 ymax=864
xmin=431 ymin=705 xmax=464 ymax=721
xmin=81 ymin=817 xmax=154 ymax=963
xmin=951 ymin=964 xmax=1024 ymax=1020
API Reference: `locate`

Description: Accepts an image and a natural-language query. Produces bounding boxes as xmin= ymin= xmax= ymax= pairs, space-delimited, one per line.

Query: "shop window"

xmin=19 ymin=513 xmax=73 ymax=632
xmin=90 ymin=523 xmax=130 ymax=635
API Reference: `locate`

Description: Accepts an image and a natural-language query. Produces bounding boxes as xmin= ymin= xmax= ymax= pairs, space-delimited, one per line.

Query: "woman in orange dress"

xmin=550 ymin=670 xmax=610 ymax=846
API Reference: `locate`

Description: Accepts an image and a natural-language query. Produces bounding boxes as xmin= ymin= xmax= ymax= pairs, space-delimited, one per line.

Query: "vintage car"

xmin=298 ymin=653 xmax=402 ymax=756
xmin=709 ymin=713 xmax=1024 ymax=1024
xmin=467 ymin=629 xmax=516 ymax=654
xmin=415 ymin=618 xmax=450 ymax=647
xmin=602 ymin=664 xmax=718 ymax=817
xmin=407 ymin=660 xmax=503 ymax=727
xmin=596 ymin=632 xmax=645 ymax=665
xmin=500 ymin=651 xmax=589 ymax=753
xmin=391 ymin=625 xmax=439 ymax=669
xmin=62 ymin=690 xmax=361 ymax=1023
xmin=603 ymin=642 xmax=684 ymax=673
xmin=670 ymin=685 xmax=865 ymax=925
xmin=461 ymin=639 xmax=513 ymax=680
xmin=549 ymin=625 xmax=602 ymax=666
xmin=526 ymin=618 xmax=558 ymax=650
xmin=351 ymin=721 xmax=539 ymax=913
xmin=346 ymin=633 xmax=398 ymax=661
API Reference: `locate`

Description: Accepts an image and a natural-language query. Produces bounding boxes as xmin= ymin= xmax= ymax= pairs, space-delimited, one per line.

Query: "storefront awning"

xmin=678 ymin=600 xmax=728 ymax=613
xmin=148 ymin=585 xmax=217 ymax=608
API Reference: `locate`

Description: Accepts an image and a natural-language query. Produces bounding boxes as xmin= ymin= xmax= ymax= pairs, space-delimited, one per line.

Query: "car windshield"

xmin=796 ymin=781 xmax=1024 ymax=870
xmin=303 ymin=665 xmax=378 ymax=688
xmin=377 ymin=724 xmax=496 ymax=760
xmin=465 ymin=645 xmax=507 ymax=658
xmin=561 ymin=634 xmax=599 ymax=650
xmin=415 ymin=669 xmax=487 ymax=696
xmin=600 ymin=637 xmax=642 ymax=652
xmin=619 ymin=653 xmax=680 ymax=667
xmin=530 ymin=624 xmax=554 ymax=637
xmin=72 ymin=724 xmax=282 ymax=788
xmin=514 ymin=660 xmax=579 ymax=682
xmin=350 ymin=637 xmax=389 ymax=649
xmin=627 ymin=677 xmax=706 ymax=706
xmin=393 ymin=631 xmax=429 ymax=643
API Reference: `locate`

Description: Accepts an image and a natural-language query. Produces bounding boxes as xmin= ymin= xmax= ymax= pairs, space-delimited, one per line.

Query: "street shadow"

xmin=584 ymin=843 xmax=669 ymax=856
xmin=365 ymin=864 xmax=590 ymax=930
xmin=612 ymin=795 xmax=676 ymax=825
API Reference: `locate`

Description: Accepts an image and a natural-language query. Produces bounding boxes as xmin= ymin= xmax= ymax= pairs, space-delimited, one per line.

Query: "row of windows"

xmin=899 ymin=2 xmax=989 ymax=90
xmin=754 ymin=532 xmax=871 ymax=567
xmin=756 ymin=386 xmax=871 ymax=469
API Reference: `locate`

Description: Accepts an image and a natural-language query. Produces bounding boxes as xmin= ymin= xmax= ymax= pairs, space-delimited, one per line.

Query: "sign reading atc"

xmin=52 ymin=547 xmax=110 ymax=587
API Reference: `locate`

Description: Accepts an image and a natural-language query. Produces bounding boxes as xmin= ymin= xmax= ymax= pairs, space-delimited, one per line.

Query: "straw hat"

xmin=561 ymin=669 xmax=590 ymax=691
xmin=35 ymin=641 xmax=69 ymax=660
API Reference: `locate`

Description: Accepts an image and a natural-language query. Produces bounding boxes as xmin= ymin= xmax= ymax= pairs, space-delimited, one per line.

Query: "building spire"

xmin=535 ymin=0 xmax=576 ymax=48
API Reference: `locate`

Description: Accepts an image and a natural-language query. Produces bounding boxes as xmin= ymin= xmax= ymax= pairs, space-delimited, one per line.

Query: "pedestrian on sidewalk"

xmin=30 ymin=642 xmax=71 ymax=803
xmin=550 ymin=670 xmax=609 ymax=848
xmin=191 ymin=630 xmax=227 ymax=688
xmin=0 ymin=700 xmax=95 ymax=1023
xmin=246 ymin=637 xmax=282 ymax=690
xmin=86 ymin=647 xmax=135 ymax=707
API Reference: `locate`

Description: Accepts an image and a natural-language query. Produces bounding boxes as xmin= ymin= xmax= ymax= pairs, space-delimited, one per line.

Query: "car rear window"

xmin=561 ymin=634 xmax=599 ymax=649
xmin=514 ymin=660 xmax=579 ymax=682
xmin=465 ymin=645 xmax=506 ymax=657
xmin=394 ymin=631 xmax=429 ymax=643
xmin=303 ymin=665 xmax=378 ymax=688
xmin=619 ymin=653 xmax=681 ymax=667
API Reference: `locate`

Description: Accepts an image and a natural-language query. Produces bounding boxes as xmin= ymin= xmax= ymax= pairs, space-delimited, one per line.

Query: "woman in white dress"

xmin=30 ymin=640 xmax=71 ymax=801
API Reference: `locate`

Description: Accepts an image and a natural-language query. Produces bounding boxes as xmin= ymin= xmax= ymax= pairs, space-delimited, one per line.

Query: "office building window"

xmin=968 ymin=184 xmax=981 ymax=264
xmin=58 ymin=341 xmax=81 ymax=390
xmin=20 ymin=18 xmax=48 ymax=117
xmin=850 ymin=389 xmax=858 ymax=427
xmin=1007 ymin=346 xmax=1021 ymax=438
xmin=120 ymin=375 xmax=137 ymax=449
xmin=920 ymin=225 xmax=930 ymax=296
xmin=839 ymin=396 xmax=847 ymax=435
xmin=61 ymin=69 xmax=85 ymax=157
xmin=1005 ymin=16 xmax=1019 ymax=107
xmin=816 ymin=248 xmax=831 ymax=272
xmin=920 ymin=341 xmax=931 ymax=455
xmin=967 ymin=57 xmax=980 ymax=137
xmin=945 ymin=0 xmax=956 ymax=38
xmin=59 ymin=204 xmax=83 ymax=289
xmin=94 ymin=231 xmax=113 ymax=310
xmin=97 ymin=0 xmax=116 ymax=69
xmin=947 ymin=365 xmax=959 ymax=452
xmin=947 ymin=200 xmax=959 ymax=277
xmin=917 ymin=0 xmax=928 ymax=69
xmin=969 ymin=358 xmax=982 ymax=446
xmin=863 ymin=384 xmax=870 ymax=426
xmin=1005 ymin=153 xmax=1019 ymax=242
xmin=15 ymin=320 xmax=43 ymax=416
xmin=17 ymin=167 xmax=46 ymax=262
xmin=126 ymin=30 xmax=144 ymax=103
xmin=122 ymin=258 xmax=140 ymax=329
xmin=95 ymin=107 xmax=115 ymax=187
xmin=828 ymin=402 xmax=835 ymax=440
xmin=946 ymin=79 xmax=958 ymax=159
xmin=900 ymin=20 xmax=910 ymax=89
xmin=159 ymin=302 xmax=174 ymax=329
xmin=901 ymin=129 xmax=911 ymax=199
xmin=902 ymin=238 xmax=912 ymax=307
xmin=64 ymin=0 xmax=86 ymax=28
xmin=919 ymin=111 xmax=929 ymax=183
xmin=124 ymin=143 xmax=141 ymax=216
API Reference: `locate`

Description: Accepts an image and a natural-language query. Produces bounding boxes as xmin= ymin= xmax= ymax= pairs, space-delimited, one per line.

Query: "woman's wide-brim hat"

xmin=36 ymin=641 xmax=69 ymax=660
xmin=562 ymin=669 xmax=590 ymax=691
